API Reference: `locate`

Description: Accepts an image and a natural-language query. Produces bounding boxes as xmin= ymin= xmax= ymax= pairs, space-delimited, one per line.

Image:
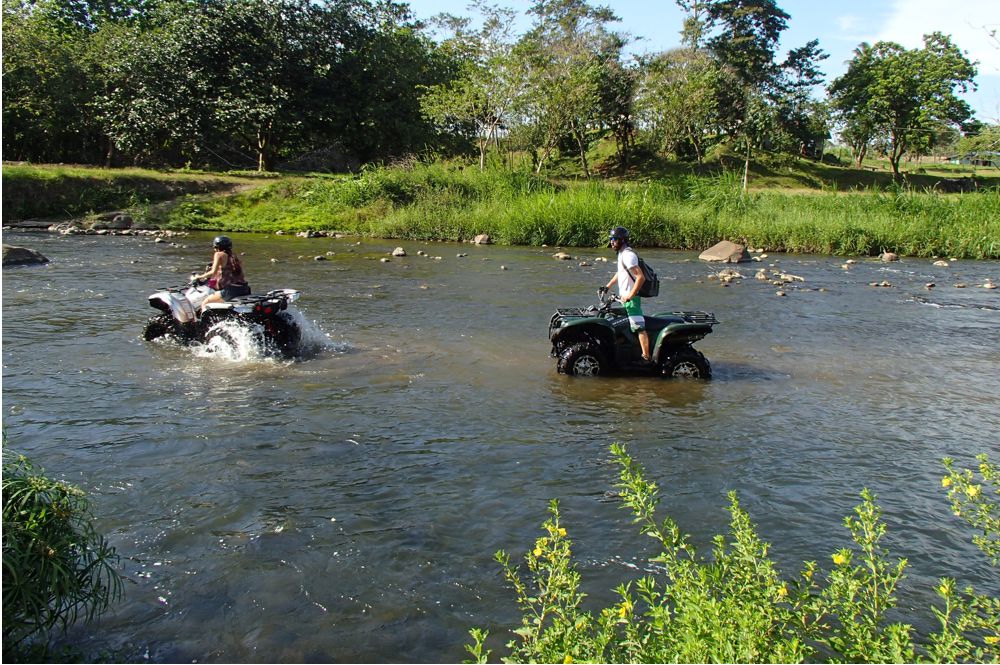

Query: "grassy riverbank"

xmin=1 ymin=163 xmax=267 ymax=223
xmin=4 ymin=160 xmax=999 ymax=258
xmin=164 ymin=163 xmax=1000 ymax=259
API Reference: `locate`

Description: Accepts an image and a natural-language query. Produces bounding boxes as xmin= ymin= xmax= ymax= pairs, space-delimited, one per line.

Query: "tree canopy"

xmin=0 ymin=0 xmax=987 ymax=174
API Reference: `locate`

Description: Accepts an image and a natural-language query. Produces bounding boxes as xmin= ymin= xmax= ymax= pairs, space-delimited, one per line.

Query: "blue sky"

xmin=402 ymin=0 xmax=1000 ymax=123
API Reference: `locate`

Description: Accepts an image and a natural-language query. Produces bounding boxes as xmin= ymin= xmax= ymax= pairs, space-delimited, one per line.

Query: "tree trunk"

xmin=104 ymin=140 xmax=115 ymax=168
xmin=742 ymin=136 xmax=751 ymax=193
xmin=572 ymin=123 xmax=590 ymax=178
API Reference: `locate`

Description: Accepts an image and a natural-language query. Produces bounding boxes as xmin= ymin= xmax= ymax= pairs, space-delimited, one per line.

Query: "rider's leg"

xmin=638 ymin=330 xmax=651 ymax=361
xmin=200 ymin=291 xmax=223 ymax=314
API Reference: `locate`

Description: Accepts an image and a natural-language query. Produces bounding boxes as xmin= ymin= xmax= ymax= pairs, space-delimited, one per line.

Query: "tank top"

xmin=218 ymin=251 xmax=247 ymax=289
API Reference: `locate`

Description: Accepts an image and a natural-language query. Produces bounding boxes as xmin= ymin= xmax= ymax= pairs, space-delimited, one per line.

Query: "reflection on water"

xmin=3 ymin=231 xmax=999 ymax=662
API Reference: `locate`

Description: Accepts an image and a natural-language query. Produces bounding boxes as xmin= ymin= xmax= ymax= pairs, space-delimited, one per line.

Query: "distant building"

xmin=948 ymin=152 xmax=1000 ymax=167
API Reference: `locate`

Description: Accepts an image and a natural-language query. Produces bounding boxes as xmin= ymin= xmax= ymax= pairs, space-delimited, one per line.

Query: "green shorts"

xmin=623 ymin=297 xmax=645 ymax=332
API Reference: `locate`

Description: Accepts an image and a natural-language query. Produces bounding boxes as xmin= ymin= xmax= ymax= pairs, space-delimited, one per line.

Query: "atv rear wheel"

xmin=660 ymin=348 xmax=711 ymax=379
xmin=267 ymin=312 xmax=301 ymax=357
xmin=143 ymin=314 xmax=177 ymax=341
xmin=558 ymin=342 xmax=606 ymax=376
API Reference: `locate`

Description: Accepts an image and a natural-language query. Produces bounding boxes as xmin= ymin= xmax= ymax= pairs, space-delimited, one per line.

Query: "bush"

xmin=468 ymin=445 xmax=999 ymax=663
xmin=2 ymin=450 xmax=123 ymax=658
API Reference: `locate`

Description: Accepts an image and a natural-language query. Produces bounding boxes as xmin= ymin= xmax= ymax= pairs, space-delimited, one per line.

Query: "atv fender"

xmin=551 ymin=320 xmax=616 ymax=354
xmin=652 ymin=323 xmax=713 ymax=361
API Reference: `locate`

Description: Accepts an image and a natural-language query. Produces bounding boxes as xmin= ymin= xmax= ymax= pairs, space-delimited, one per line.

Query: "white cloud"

xmin=836 ymin=15 xmax=862 ymax=32
xmin=877 ymin=0 xmax=1000 ymax=73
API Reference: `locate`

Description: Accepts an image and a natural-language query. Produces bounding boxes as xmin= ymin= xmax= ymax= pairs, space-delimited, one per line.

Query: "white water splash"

xmin=195 ymin=320 xmax=267 ymax=362
xmin=190 ymin=308 xmax=345 ymax=363
xmin=283 ymin=308 xmax=349 ymax=356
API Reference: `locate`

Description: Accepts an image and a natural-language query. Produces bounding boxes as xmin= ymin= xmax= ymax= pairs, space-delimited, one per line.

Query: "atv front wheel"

xmin=558 ymin=342 xmax=606 ymax=376
xmin=143 ymin=314 xmax=177 ymax=341
xmin=661 ymin=348 xmax=711 ymax=379
xmin=205 ymin=326 xmax=246 ymax=360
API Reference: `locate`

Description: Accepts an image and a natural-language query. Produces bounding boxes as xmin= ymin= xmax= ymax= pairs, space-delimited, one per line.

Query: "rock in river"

xmin=699 ymin=240 xmax=750 ymax=263
xmin=3 ymin=244 xmax=49 ymax=267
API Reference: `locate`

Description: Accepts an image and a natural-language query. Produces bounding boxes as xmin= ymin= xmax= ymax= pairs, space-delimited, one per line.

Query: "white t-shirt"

xmin=617 ymin=247 xmax=639 ymax=296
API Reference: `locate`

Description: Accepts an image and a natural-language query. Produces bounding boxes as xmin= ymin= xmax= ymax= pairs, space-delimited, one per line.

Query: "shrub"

xmin=2 ymin=450 xmax=123 ymax=657
xmin=468 ymin=445 xmax=999 ymax=663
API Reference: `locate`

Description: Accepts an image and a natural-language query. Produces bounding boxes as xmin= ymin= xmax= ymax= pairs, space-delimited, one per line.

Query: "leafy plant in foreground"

xmin=468 ymin=445 xmax=999 ymax=663
xmin=2 ymin=450 xmax=123 ymax=657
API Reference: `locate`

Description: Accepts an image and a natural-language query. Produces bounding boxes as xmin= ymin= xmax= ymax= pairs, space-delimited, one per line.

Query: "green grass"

xmin=6 ymin=159 xmax=999 ymax=258
xmin=156 ymin=163 xmax=1000 ymax=259
xmin=1 ymin=163 xmax=262 ymax=222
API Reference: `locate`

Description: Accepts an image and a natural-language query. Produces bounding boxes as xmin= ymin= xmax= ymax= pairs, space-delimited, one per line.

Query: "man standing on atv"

xmin=601 ymin=226 xmax=652 ymax=363
xmin=192 ymin=235 xmax=251 ymax=312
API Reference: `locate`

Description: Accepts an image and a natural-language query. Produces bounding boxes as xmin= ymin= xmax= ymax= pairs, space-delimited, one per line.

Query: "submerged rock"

xmin=2 ymin=244 xmax=49 ymax=267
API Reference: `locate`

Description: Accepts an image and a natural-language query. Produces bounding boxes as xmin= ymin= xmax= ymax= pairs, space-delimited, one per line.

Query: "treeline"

xmin=2 ymin=0 xmax=988 ymax=177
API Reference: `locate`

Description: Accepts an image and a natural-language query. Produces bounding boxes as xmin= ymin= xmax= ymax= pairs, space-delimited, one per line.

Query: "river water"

xmin=3 ymin=230 xmax=999 ymax=662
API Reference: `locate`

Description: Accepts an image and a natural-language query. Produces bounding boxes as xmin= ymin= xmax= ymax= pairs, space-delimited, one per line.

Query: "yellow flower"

xmin=533 ymin=547 xmax=543 ymax=557
xmin=941 ymin=476 xmax=952 ymax=488
xmin=558 ymin=527 xmax=567 ymax=537
xmin=777 ymin=585 xmax=788 ymax=598
xmin=938 ymin=582 xmax=950 ymax=596
xmin=618 ymin=605 xmax=628 ymax=618
xmin=832 ymin=553 xmax=847 ymax=566
xmin=985 ymin=635 xmax=999 ymax=645
xmin=966 ymin=485 xmax=980 ymax=498
xmin=563 ymin=655 xmax=574 ymax=664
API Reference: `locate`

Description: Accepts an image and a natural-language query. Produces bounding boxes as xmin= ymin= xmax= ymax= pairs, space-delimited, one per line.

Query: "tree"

xmin=830 ymin=33 xmax=977 ymax=178
xmin=419 ymin=2 xmax=523 ymax=170
xmin=594 ymin=41 xmax=637 ymax=169
xmin=702 ymin=0 xmax=791 ymax=189
xmin=518 ymin=0 xmax=622 ymax=176
xmin=2 ymin=0 xmax=105 ymax=163
xmin=636 ymin=48 xmax=723 ymax=164
xmin=773 ymin=39 xmax=829 ymax=158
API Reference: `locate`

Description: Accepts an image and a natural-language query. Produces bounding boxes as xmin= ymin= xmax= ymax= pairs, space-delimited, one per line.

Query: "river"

xmin=2 ymin=230 xmax=998 ymax=662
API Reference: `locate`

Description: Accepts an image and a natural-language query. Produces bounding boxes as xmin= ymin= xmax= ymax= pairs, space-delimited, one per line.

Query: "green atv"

xmin=549 ymin=292 xmax=717 ymax=378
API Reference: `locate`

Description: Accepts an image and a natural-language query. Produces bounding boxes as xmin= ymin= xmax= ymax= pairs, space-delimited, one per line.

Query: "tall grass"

xmin=14 ymin=160 xmax=997 ymax=259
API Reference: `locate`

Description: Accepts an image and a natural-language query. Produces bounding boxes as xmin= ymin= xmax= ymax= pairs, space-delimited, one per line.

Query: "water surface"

xmin=3 ymin=231 xmax=998 ymax=662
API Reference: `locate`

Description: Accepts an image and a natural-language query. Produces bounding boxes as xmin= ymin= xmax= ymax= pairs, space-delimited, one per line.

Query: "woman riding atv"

xmin=192 ymin=235 xmax=251 ymax=312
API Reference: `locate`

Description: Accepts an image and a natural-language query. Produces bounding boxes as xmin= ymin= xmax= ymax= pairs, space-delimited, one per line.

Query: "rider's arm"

xmin=192 ymin=252 xmax=227 ymax=281
xmin=621 ymin=265 xmax=645 ymax=302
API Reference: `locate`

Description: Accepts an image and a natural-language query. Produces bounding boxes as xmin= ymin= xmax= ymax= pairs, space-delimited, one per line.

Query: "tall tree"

xmin=636 ymin=47 xmax=723 ymax=165
xmin=518 ymin=0 xmax=621 ymax=176
xmin=702 ymin=0 xmax=791 ymax=189
xmin=2 ymin=0 xmax=105 ymax=162
xmin=830 ymin=33 xmax=977 ymax=178
xmin=419 ymin=2 xmax=523 ymax=170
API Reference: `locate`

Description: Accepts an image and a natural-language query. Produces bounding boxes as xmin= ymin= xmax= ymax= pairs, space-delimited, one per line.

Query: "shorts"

xmin=623 ymin=297 xmax=645 ymax=332
xmin=221 ymin=283 xmax=251 ymax=300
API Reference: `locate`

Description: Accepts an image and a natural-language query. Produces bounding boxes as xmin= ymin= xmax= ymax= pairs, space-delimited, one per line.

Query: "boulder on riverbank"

xmin=3 ymin=244 xmax=49 ymax=267
xmin=699 ymin=241 xmax=750 ymax=263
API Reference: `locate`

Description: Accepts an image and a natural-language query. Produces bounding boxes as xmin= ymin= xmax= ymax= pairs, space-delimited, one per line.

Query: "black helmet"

xmin=213 ymin=235 xmax=233 ymax=251
xmin=608 ymin=226 xmax=630 ymax=245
